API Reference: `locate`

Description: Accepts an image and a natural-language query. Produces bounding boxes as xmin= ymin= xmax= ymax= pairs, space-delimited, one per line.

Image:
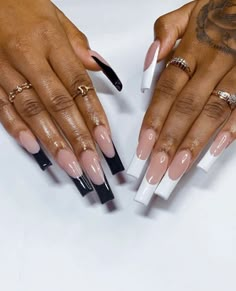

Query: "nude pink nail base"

xmin=155 ymin=150 xmax=191 ymax=200
xmin=94 ymin=126 xmax=124 ymax=175
xmin=198 ymin=132 xmax=232 ymax=172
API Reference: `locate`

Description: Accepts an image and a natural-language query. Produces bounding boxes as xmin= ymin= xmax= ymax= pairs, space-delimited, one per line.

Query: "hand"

xmin=0 ymin=0 xmax=124 ymax=204
xmin=128 ymin=0 xmax=236 ymax=205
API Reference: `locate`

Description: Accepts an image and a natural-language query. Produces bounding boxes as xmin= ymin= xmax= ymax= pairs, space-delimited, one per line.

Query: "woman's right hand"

xmin=0 ymin=0 xmax=124 ymax=204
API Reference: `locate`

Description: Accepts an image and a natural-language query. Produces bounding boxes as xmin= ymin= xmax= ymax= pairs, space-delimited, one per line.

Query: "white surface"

xmin=0 ymin=1 xmax=236 ymax=291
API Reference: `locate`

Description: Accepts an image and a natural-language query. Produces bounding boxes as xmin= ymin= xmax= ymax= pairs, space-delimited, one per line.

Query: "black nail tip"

xmin=92 ymin=176 xmax=114 ymax=204
xmin=71 ymin=173 xmax=94 ymax=197
xmin=33 ymin=149 xmax=52 ymax=171
xmin=103 ymin=144 xmax=125 ymax=175
xmin=91 ymin=56 xmax=123 ymax=92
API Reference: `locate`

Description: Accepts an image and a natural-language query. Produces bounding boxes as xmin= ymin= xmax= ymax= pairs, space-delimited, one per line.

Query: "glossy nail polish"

xmin=19 ymin=131 xmax=52 ymax=171
xmin=155 ymin=150 xmax=191 ymax=200
xmin=127 ymin=129 xmax=156 ymax=178
xmin=89 ymin=50 xmax=123 ymax=91
xmin=94 ymin=125 xmax=124 ymax=175
xmin=80 ymin=150 xmax=114 ymax=204
xmin=198 ymin=132 xmax=232 ymax=172
xmin=57 ymin=149 xmax=93 ymax=196
xmin=135 ymin=152 xmax=168 ymax=205
xmin=141 ymin=40 xmax=160 ymax=93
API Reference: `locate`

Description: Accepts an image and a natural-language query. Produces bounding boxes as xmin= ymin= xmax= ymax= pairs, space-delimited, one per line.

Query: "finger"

xmin=13 ymin=51 xmax=114 ymax=204
xmin=0 ymin=66 xmax=93 ymax=196
xmin=49 ymin=43 xmax=125 ymax=176
xmin=55 ymin=6 xmax=123 ymax=91
xmin=128 ymin=52 xmax=197 ymax=179
xmin=141 ymin=1 xmax=197 ymax=91
xmin=155 ymin=68 xmax=236 ymax=200
xmin=197 ymin=77 xmax=236 ymax=172
xmin=0 ymin=86 xmax=52 ymax=171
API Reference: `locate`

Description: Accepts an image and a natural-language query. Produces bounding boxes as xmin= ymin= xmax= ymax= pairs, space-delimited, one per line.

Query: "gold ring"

xmin=9 ymin=82 xmax=32 ymax=103
xmin=77 ymin=85 xmax=94 ymax=97
xmin=166 ymin=57 xmax=192 ymax=79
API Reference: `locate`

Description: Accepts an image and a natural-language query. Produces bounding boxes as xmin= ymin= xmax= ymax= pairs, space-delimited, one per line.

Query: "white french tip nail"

xmin=126 ymin=154 xmax=147 ymax=179
xmin=141 ymin=46 xmax=160 ymax=92
xmin=197 ymin=150 xmax=218 ymax=173
xmin=134 ymin=178 xmax=157 ymax=206
xmin=154 ymin=171 xmax=182 ymax=200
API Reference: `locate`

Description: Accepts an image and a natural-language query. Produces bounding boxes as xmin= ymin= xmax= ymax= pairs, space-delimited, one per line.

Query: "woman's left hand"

xmin=128 ymin=0 xmax=236 ymax=205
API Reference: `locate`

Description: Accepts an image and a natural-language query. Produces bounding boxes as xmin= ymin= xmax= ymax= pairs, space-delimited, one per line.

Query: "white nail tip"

xmin=141 ymin=46 xmax=160 ymax=92
xmin=197 ymin=150 xmax=218 ymax=173
xmin=126 ymin=154 xmax=147 ymax=179
xmin=154 ymin=172 xmax=181 ymax=200
xmin=134 ymin=178 xmax=156 ymax=206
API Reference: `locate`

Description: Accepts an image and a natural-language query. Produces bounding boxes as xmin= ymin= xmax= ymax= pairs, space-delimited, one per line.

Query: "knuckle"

xmin=20 ymin=98 xmax=44 ymax=118
xmin=35 ymin=19 xmax=57 ymax=39
xmin=0 ymin=98 xmax=9 ymax=113
xmin=49 ymin=94 xmax=74 ymax=113
xmin=203 ymin=100 xmax=228 ymax=120
xmin=154 ymin=15 xmax=168 ymax=31
xmin=175 ymin=94 xmax=200 ymax=116
xmin=7 ymin=36 xmax=31 ymax=56
xmin=69 ymin=72 xmax=91 ymax=98
xmin=155 ymin=78 xmax=177 ymax=100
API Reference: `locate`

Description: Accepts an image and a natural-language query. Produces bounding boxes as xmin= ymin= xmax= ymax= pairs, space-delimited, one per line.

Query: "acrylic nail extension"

xmin=135 ymin=152 xmax=168 ymax=206
xmin=127 ymin=129 xmax=156 ymax=178
xmin=18 ymin=131 xmax=52 ymax=171
xmin=155 ymin=150 xmax=191 ymax=200
xmin=80 ymin=150 xmax=114 ymax=204
xmin=94 ymin=125 xmax=124 ymax=175
xmin=198 ymin=132 xmax=232 ymax=172
xmin=89 ymin=51 xmax=123 ymax=91
xmin=141 ymin=40 xmax=160 ymax=93
xmin=57 ymin=149 xmax=93 ymax=196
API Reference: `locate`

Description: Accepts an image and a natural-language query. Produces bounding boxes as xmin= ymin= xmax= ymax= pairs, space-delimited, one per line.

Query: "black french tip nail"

xmin=33 ymin=149 xmax=52 ymax=171
xmin=91 ymin=56 xmax=123 ymax=92
xmin=71 ymin=173 xmax=94 ymax=197
xmin=92 ymin=176 xmax=114 ymax=204
xmin=103 ymin=144 xmax=125 ymax=175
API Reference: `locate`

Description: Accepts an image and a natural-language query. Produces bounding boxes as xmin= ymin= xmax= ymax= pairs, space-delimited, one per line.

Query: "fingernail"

xmin=127 ymin=129 xmax=156 ymax=178
xmin=155 ymin=150 xmax=191 ymax=200
xmin=80 ymin=150 xmax=114 ymax=204
xmin=57 ymin=149 xmax=93 ymax=196
xmin=89 ymin=50 xmax=123 ymax=91
xmin=141 ymin=40 xmax=160 ymax=93
xmin=135 ymin=152 xmax=168 ymax=206
xmin=18 ymin=131 xmax=52 ymax=171
xmin=198 ymin=132 xmax=232 ymax=172
xmin=94 ymin=125 xmax=124 ymax=175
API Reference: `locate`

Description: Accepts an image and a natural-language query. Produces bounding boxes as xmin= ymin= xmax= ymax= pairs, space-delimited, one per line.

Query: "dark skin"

xmin=136 ymin=0 xmax=236 ymax=189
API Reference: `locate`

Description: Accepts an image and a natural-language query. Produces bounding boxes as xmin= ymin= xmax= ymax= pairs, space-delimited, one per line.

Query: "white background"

xmin=0 ymin=0 xmax=236 ymax=290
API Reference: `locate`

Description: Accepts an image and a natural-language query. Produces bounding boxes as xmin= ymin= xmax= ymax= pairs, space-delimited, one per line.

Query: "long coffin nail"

xmin=198 ymin=132 xmax=232 ymax=172
xmin=141 ymin=40 xmax=160 ymax=93
xmin=127 ymin=129 xmax=156 ymax=178
xmin=135 ymin=152 xmax=168 ymax=206
xmin=80 ymin=150 xmax=114 ymax=204
xmin=57 ymin=149 xmax=93 ymax=196
xmin=94 ymin=125 xmax=124 ymax=175
xmin=19 ymin=131 xmax=52 ymax=171
xmin=89 ymin=50 xmax=123 ymax=91
xmin=155 ymin=150 xmax=191 ymax=200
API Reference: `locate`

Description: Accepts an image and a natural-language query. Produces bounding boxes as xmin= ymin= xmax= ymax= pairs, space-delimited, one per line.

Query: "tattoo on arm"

xmin=196 ymin=0 xmax=236 ymax=57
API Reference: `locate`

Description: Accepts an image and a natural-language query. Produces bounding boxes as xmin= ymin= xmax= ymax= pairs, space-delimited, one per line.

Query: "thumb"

xmin=55 ymin=7 xmax=100 ymax=71
xmin=56 ymin=7 xmax=123 ymax=91
xmin=154 ymin=1 xmax=197 ymax=60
